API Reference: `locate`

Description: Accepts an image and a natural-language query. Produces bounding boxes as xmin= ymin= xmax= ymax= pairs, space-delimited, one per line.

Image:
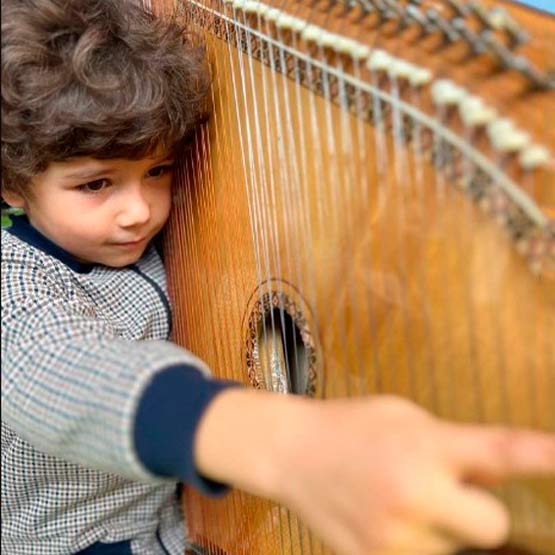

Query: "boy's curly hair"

xmin=1 ymin=0 xmax=210 ymax=196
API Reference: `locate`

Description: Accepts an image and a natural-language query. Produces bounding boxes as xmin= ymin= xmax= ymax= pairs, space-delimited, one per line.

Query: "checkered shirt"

xmin=2 ymin=219 xmax=231 ymax=555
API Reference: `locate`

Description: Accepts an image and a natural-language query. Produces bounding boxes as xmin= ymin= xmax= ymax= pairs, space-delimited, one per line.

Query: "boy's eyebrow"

xmin=61 ymin=156 xmax=175 ymax=180
xmin=62 ymin=168 xmax=117 ymax=180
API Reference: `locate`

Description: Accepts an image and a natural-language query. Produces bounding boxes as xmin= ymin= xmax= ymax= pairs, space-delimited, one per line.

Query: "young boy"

xmin=2 ymin=1 xmax=554 ymax=554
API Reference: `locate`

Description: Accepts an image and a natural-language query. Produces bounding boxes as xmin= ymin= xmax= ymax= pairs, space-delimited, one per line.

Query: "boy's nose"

xmin=117 ymin=188 xmax=151 ymax=228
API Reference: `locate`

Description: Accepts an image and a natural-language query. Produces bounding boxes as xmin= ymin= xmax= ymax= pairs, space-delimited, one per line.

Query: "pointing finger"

xmin=442 ymin=424 xmax=555 ymax=483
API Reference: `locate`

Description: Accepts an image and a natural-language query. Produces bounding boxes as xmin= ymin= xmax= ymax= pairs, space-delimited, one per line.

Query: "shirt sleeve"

xmin=1 ymin=252 xmax=239 ymax=493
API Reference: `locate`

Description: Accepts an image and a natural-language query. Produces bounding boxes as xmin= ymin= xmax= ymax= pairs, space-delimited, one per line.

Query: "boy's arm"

xmin=193 ymin=389 xmax=555 ymax=555
xmin=1 ymin=266 xmax=234 ymax=489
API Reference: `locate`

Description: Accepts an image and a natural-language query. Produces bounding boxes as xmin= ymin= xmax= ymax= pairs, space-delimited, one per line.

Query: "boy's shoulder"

xmin=2 ymin=227 xmax=69 ymax=302
xmin=2 ymin=225 xmax=48 ymax=269
xmin=2 ymin=224 xmax=60 ymax=267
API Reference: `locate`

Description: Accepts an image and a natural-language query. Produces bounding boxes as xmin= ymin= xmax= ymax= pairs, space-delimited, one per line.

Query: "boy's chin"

xmin=105 ymin=253 xmax=146 ymax=268
xmin=92 ymin=248 xmax=148 ymax=268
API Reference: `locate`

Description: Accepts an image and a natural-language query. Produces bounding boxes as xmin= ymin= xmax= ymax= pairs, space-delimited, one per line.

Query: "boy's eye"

xmin=147 ymin=164 xmax=174 ymax=178
xmin=78 ymin=179 xmax=109 ymax=193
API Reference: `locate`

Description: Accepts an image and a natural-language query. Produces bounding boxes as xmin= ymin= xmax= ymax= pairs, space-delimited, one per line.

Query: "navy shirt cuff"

xmin=133 ymin=364 xmax=241 ymax=496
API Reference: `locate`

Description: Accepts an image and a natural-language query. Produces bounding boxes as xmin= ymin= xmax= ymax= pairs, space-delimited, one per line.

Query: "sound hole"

xmin=256 ymin=308 xmax=308 ymax=395
xmin=245 ymin=287 xmax=318 ymax=397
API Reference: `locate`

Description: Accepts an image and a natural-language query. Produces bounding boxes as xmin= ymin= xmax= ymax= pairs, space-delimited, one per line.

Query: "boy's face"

xmin=4 ymin=148 xmax=174 ymax=268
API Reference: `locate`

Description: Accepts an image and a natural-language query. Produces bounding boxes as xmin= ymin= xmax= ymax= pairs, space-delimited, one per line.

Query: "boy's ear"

xmin=2 ymin=190 xmax=26 ymax=209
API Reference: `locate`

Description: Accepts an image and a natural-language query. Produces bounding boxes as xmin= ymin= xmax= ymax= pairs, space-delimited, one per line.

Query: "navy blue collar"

xmin=6 ymin=214 xmax=95 ymax=273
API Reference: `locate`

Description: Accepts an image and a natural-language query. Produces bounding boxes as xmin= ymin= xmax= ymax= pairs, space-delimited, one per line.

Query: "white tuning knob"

xmin=316 ymin=31 xmax=338 ymax=49
xmin=367 ymin=49 xmax=392 ymax=72
xmin=408 ymin=67 xmax=432 ymax=87
xmin=431 ymin=79 xmax=467 ymax=106
xmin=459 ymin=95 xmax=497 ymax=127
xmin=519 ymin=145 xmax=550 ymax=170
xmin=243 ymin=1 xmax=260 ymax=13
xmin=265 ymin=7 xmax=281 ymax=21
xmin=300 ymin=24 xmax=321 ymax=43
xmin=387 ymin=59 xmax=415 ymax=80
xmin=487 ymin=118 xmax=531 ymax=152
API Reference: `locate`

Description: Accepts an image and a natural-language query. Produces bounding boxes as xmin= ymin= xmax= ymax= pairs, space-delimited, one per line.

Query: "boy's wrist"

xmin=193 ymin=388 xmax=315 ymax=500
xmin=134 ymin=365 xmax=240 ymax=493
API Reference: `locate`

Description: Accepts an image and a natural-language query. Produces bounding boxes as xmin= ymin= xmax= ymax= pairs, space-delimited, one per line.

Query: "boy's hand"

xmin=194 ymin=391 xmax=555 ymax=555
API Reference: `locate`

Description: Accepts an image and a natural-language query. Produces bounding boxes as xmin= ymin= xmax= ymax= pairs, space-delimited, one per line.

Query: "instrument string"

xmin=386 ymin=12 xmax=438 ymax=405
xmin=195 ymin=8 xmax=234 ymax=550
xmin=390 ymin=66 xmax=420 ymax=401
xmin=352 ymin=58 xmax=382 ymax=394
xmin=357 ymin=16 xmax=400 ymax=399
xmin=483 ymin=74 xmax=525 ymax=534
xmin=293 ymin=12 xmax=332 ymax=422
xmin=239 ymin=6 xmax=274 ymax=392
xmin=458 ymin=125 xmax=485 ymax=424
xmin=365 ymin=31 xmax=393 ymax=398
xmin=270 ymin=10 xmax=316 ymax=552
xmin=406 ymin=82 xmax=439 ymax=412
xmin=261 ymin=0 xmax=296 ymax=401
xmin=338 ymin=9 xmax=394 ymax=400
xmin=221 ymin=3 xmax=286 ymax=551
xmin=282 ymin=5 xmax=338 ymax=553
xmin=288 ymin=17 xmax=328 ymax=555
xmin=401 ymin=15 xmax=468 ymax=419
xmin=241 ymin=6 xmax=281 ymax=395
xmin=334 ymin=46 xmax=369 ymax=393
xmin=274 ymin=23 xmax=306 ymax=403
xmin=255 ymin=0 xmax=285 ymax=401
xmin=198 ymin=26 xmax=248 ymax=544
xmin=276 ymin=12 xmax=333 ymax=550
xmin=490 ymin=157 xmax=511 ymax=427
xmin=168 ymin=1 xmax=210 ymax=528
xmin=287 ymin=8 xmax=321 ymax=398
xmin=425 ymin=18 xmax=495 ymax=424
xmin=253 ymin=6 xmax=302 ymax=550
xmin=371 ymin=13 xmax=448 ymax=417
xmin=367 ymin=59 xmax=394 ymax=397
xmin=301 ymin=20 xmax=340 ymax=555
xmin=196 ymin=122 xmax=228 ymax=555
xmin=182 ymin=132 xmax=210 ymax=551
xmin=249 ymin=7 xmax=299 ymax=549
xmin=367 ymin=64 xmax=396 ymax=399
xmin=258 ymin=6 xmax=292 ymax=376
xmin=318 ymin=36 xmax=353 ymax=399
xmin=428 ymin=96 xmax=459 ymax=419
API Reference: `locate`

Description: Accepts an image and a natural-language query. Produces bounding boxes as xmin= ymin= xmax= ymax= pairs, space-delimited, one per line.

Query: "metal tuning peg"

xmin=489 ymin=6 xmax=529 ymax=48
xmin=467 ymin=0 xmax=529 ymax=50
xmin=468 ymin=1 xmax=496 ymax=30
xmin=405 ymin=4 xmax=436 ymax=37
xmin=480 ymin=30 xmax=517 ymax=68
xmin=480 ymin=31 xmax=553 ymax=90
xmin=337 ymin=0 xmax=357 ymax=17
xmin=382 ymin=0 xmax=413 ymax=31
xmin=451 ymin=18 xmax=488 ymax=55
xmin=353 ymin=0 xmax=376 ymax=23
xmin=442 ymin=0 xmax=469 ymax=18
xmin=425 ymin=8 xmax=460 ymax=44
xmin=370 ymin=0 xmax=396 ymax=23
xmin=519 ymin=63 xmax=555 ymax=91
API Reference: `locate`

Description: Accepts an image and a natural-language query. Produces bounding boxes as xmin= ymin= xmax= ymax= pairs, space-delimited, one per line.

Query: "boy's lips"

xmin=111 ymin=237 xmax=147 ymax=247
